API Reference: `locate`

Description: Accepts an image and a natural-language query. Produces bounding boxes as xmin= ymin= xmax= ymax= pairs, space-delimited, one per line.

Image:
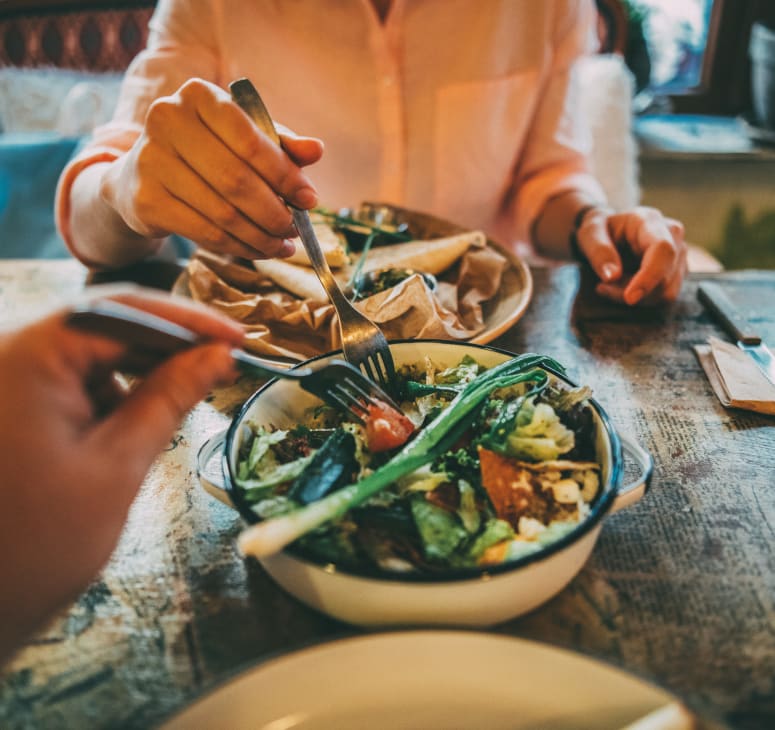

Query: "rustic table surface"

xmin=0 ymin=259 xmax=772 ymax=730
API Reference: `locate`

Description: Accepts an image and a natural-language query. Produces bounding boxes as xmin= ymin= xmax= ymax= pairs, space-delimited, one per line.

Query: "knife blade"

xmin=698 ymin=281 xmax=775 ymax=386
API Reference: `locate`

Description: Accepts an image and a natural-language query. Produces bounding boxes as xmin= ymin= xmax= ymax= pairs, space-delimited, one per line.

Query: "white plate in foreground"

xmin=161 ymin=631 xmax=691 ymax=730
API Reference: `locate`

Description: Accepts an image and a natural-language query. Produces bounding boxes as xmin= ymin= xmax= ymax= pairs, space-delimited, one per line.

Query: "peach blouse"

xmin=56 ymin=0 xmax=606 ymax=261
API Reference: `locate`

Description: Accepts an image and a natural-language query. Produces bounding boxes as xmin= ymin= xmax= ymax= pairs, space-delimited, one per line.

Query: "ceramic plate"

xmin=173 ymin=203 xmax=533 ymax=359
xmin=365 ymin=204 xmax=534 ymax=345
xmin=160 ymin=631 xmax=692 ymax=730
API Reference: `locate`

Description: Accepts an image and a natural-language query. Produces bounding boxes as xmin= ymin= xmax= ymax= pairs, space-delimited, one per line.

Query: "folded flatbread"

xmin=283 ymin=221 xmax=349 ymax=269
xmin=253 ymin=228 xmax=486 ymax=301
xmin=357 ymin=230 xmax=486 ymax=276
xmin=185 ymin=223 xmax=507 ymax=360
xmin=252 ymin=259 xmax=328 ymax=301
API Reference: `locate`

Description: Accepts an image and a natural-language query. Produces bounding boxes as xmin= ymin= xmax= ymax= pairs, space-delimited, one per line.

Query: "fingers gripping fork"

xmin=229 ymin=77 xmax=398 ymax=396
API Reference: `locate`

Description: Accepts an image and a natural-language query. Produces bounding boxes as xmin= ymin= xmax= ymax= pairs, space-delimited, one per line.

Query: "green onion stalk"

xmin=346 ymin=230 xmax=378 ymax=298
xmin=237 ymin=354 xmax=562 ymax=559
xmin=313 ymin=207 xmax=412 ymax=243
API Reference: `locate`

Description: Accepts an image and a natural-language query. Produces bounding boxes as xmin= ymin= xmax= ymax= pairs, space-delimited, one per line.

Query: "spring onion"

xmin=237 ymin=353 xmax=562 ymax=558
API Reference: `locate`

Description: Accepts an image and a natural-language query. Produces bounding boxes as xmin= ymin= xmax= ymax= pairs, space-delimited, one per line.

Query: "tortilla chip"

xmin=511 ymin=460 xmax=600 ymax=472
xmin=478 ymin=446 xmax=539 ymax=529
xmin=358 ymin=230 xmax=486 ymax=276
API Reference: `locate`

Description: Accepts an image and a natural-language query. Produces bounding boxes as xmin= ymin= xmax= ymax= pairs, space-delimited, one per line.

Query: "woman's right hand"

xmin=99 ymin=78 xmax=324 ymax=260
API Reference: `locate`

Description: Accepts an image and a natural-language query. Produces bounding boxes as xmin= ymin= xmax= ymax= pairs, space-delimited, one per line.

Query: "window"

xmin=628 ymin=0 xmax=713 ymax=94
xmin=619 ymin=0 xmax=775 ymax=115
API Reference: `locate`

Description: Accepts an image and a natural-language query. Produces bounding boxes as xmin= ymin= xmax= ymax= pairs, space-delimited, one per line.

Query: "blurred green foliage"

xmin=718 ymin=204 xmax=775 ymax=269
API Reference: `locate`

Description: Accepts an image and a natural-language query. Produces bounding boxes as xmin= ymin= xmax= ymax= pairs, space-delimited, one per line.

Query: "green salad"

xmin=235 ymin=354 xmax=602 ymax=573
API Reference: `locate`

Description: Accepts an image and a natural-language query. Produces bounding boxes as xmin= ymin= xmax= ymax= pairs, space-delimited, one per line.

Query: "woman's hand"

xmin=575 ymin=206 xmax=687 ymax=306
xmin=0 ymin=288 xmax=244 ymax=664
xmin=100 ymin=78 xmax=324 ymax=260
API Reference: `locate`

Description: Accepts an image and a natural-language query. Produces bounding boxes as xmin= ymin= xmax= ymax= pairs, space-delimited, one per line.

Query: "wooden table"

xmin=0 ymin=259 xmax=772 ymax=730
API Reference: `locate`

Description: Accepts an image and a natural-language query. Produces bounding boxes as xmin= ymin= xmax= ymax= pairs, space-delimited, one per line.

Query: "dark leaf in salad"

xmin=287 ymin=428 xmax=359 ymax=505
xmin=554 ymin=400 xmax=597 ymax=462
xmin=432 ymin=446 xmax=481 ymax=491
xmin=297 ymin=523 xmax=359 ymax=565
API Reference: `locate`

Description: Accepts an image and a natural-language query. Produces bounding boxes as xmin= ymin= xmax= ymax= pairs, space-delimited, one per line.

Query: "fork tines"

xmin=358 ymin=351 xmax=397 ymax=396
xmin=329 ymin=374 xmax=382 ymax=423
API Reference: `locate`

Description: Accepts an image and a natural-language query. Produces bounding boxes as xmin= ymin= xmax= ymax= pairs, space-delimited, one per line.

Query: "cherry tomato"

xmin=364 ymin=400 xmax=415 ymax=452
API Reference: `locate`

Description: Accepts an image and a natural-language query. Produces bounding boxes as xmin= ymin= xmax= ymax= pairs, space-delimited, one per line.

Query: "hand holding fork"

xmin=229 ymin=78 xmax=396 ymax=394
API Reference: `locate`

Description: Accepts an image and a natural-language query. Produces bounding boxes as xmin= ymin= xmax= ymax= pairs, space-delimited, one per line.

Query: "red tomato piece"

xmin=364 ymin=400 xmax=415 ymax=452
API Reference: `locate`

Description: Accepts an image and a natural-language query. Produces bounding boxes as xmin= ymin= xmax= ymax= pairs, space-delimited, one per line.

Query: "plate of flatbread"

xmin=175 ymin=203 xmax=532 ymax=362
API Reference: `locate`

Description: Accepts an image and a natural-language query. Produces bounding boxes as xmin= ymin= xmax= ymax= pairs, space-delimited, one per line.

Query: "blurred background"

xmin=0 ymin=0 xmax=773 ymax=270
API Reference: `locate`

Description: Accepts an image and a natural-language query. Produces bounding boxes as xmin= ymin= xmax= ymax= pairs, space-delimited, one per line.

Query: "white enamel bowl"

xmin=198 ymin=341 xmax=652 ymax=627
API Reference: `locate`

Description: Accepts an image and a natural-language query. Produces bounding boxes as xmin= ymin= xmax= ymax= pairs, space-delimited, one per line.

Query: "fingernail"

xmin=278 ymin=239 xmax=296 ymax=258
xmin=294 ymin=186 xmax=318 ymax=209
xmin=601 ymin=264 xmax=618 ymax=282
xmin=626 ymin=287 xmax=645 ymax=305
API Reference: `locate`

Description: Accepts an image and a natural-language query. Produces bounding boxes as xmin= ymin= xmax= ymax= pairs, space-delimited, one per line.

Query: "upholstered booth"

xmin=0 ymin=1 xmax=153 ymax=258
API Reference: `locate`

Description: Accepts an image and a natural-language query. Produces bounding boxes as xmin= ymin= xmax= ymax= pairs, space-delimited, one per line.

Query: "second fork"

xmin=65 ymin=299 xmax=401 ymax=423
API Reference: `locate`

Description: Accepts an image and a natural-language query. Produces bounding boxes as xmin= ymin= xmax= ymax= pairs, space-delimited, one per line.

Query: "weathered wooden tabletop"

xmin=0 ymin=260 xmax=772 ymax=730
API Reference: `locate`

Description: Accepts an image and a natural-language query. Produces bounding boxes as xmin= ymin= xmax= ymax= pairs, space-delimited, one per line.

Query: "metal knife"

xmin=698 ymin=281 xmax=775 ymax=386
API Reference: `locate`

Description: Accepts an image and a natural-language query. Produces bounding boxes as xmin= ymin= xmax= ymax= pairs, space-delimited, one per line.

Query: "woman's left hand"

xmin=575 ymin=206 xmax=687 ymax=306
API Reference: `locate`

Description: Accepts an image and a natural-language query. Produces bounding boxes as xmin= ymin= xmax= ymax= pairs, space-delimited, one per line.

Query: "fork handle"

xmin=229 ymin=80 xmax=352 ymax=311
xmin=290 ymin=207 xmax=351 ymax=307
xmin=66 ymin=300 xmax=310 ymax=379
xmin=230 ymin=348 xmax=311 ymax=380
xmin=230 ymin=78 xmax=282 ymax=146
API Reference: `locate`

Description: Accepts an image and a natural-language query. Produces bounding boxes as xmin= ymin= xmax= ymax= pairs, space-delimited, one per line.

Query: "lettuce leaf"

xmin=505 ymin=397 xmax=574 ymax=461
xmin=411 ymin=498 xmax=468 ymax=560
xmin=238 ymin=454 xmax=313 ymax=499
xmin=467 ymin=518 xmax=514 ymax=560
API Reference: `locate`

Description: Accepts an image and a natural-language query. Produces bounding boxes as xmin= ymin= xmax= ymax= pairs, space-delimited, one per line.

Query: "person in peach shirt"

xmin=57 ymin=0 xmax=686 ymax=306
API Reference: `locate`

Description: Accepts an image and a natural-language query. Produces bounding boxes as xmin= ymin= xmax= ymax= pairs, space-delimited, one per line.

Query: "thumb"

xmin=279 ymin=131 xmax=325 ymax=167
xmin=576 ymin=209 xmax=622 ymax=283
xmin=92 ymin=343 xmax=236 ymax=471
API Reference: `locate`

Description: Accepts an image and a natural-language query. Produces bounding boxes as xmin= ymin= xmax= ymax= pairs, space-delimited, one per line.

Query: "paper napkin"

xmin=693 ymin=336 xmax=775 ymax=416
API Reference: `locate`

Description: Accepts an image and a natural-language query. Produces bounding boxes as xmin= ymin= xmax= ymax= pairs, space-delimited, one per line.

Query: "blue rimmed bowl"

xmin=198 ymin=340 xmax=652 ymax=627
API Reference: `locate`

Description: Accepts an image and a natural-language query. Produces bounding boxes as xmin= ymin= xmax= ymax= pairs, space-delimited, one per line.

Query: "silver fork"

xmin=65 ymin=299 xmax=400 ymax=422
xmin=229 ymin=78 xmax=397 ymax=394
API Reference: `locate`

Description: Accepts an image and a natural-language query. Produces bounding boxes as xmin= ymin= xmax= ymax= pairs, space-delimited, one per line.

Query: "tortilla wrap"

xmin=284 ymin=221 xmax=349 ymax=269
xmin=185 ymin=226 xmax=509 ymax=360
xmin=358 ymin=230 xmax=486 ymax=276
xmin=252 ymin=259 xmax=328 ymax=301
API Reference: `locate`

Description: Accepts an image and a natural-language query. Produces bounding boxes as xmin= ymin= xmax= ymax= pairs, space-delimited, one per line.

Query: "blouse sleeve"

xmin=505 ymin=0 xmax=608 ymax=245
xmin=55 ymin=0 xmax=223 ymax=258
